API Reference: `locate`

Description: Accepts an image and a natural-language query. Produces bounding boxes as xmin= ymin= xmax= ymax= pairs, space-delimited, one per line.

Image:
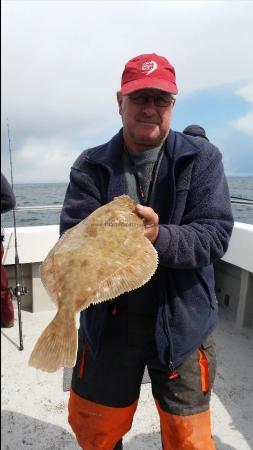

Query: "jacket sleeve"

xmin=154 ymin=147 xmax=234 ymax=269
xmin=60 ymin=162 xmax=103 ymax=235
xmin=1 ymin=173 xmax=16 ymax=214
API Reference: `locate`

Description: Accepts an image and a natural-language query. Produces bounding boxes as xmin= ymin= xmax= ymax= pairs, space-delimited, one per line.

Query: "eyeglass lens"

xmin=128 ymin=94 xmax=174 ymax=107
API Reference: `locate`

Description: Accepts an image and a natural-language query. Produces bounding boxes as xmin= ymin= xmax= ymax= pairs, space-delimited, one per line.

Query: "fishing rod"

xmin=7 ymin=120 xmax=27 ymax=351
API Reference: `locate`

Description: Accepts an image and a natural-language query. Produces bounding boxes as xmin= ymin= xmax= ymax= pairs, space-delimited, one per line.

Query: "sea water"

xmin=1 ymin=177 xmax=253 ymax=228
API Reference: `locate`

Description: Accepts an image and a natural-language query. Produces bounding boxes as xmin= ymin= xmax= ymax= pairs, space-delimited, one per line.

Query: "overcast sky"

xmin=2 ymin=0 xmax=253 ymax=183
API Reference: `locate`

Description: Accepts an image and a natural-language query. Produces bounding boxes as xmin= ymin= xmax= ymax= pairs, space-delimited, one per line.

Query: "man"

xmin=183 ymin=124 xmax=209 ymax=141
xmin=1 ymin=172 xmax=16 ymax=328
xmin=60 ymin=53 xmax=234 ymax=450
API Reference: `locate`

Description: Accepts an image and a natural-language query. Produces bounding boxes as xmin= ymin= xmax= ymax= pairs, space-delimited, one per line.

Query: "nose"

xmin=141 ymin=99 xmax=158 ymax=115
xmin=141 ymin=105 xmax=158 ymax=117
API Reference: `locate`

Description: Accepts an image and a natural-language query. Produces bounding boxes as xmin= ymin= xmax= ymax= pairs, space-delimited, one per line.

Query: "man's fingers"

xmin=144 ymin=223 xmax=155 ymax=229
xmin=135 ymin=204 xmax=159 ymax=243
xmin=135 ymin=204 xmax=158 ymax=224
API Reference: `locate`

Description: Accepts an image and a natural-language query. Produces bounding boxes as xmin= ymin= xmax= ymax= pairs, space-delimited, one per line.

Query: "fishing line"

xmin=6 ymin=119 xmax=27 ymax=351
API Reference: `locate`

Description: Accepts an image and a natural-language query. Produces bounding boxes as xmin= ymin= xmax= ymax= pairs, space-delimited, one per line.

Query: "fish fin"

xmin=28 ymin=312 xmax=77 ymax=373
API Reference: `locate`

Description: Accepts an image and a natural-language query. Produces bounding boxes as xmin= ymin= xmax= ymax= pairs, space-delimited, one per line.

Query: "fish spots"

xmin=86 ymin=226 xmax=97 ymax=237
xmin=97 ymin=268 xmax=106 ymax=277
xmin=58 ymin=276 xmax=65 ymax=284
xmin=80 ymin=260 xmax=89 ymax=268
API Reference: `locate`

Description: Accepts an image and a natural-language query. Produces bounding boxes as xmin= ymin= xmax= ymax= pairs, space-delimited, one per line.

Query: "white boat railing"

xmin=2 ymin=219 xmax=253 ymax=322
xmin=3 ymin=200 xmax=253 ymax=325
xmin=230 ymin=197 xmax=253 ymax=205
xmin=14 ymin=205 xmax=62 ymax=211
xmin=11 ymin=197 xmax=253 ymax=212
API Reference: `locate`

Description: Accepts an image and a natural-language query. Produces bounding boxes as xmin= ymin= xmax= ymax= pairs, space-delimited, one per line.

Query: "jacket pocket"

xmin=73 ymin=331 xmax=88 ymax=381
xmin=199 ymin=335 xmax=216 ymax=392
xmin=196 ymin=266 xmax=218 ymax=311
xmin=77 ymin=344 xmax=88 ymax=380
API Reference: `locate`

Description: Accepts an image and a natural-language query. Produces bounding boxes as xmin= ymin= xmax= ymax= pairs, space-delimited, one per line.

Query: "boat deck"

xmin=1 ymin=308 xmax=253 ymax=450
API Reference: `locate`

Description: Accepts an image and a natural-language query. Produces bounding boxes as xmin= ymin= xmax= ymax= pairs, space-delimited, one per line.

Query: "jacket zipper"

xmin=86 ymin=138 xmax=188 ymax=373
xmin=160 ymin=294 xmax=175 ymax=374
xmin=168 ymin=361 xmax=175 ymax=374
xmin=162 ymin=157 xmax=176 ymax=374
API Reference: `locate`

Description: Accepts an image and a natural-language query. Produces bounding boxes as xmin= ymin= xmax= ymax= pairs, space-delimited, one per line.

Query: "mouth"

xmin=137 ymin=120 xmax=158 ymax=126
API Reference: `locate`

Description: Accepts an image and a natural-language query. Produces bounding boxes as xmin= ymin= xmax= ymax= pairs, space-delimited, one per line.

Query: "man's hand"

xmin=135 ymin=204 xmax=159 ymax=243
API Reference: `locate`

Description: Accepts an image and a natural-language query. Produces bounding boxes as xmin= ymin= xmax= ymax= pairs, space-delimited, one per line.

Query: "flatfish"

xmin=29 ymin=195 xmax=158 ymax=372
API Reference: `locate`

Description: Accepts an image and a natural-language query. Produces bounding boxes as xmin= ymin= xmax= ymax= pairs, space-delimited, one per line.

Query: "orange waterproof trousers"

xmin=69 ymin=389 xmax=215 ymax=450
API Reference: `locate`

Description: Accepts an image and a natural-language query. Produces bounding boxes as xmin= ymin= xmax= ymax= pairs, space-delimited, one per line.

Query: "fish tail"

xmin=28 ymin=311 xmax=77 ymax=372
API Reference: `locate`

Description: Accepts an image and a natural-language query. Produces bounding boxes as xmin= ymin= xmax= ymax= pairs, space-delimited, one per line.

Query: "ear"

xmin=117 ymin=91 xmax=123 ymax=115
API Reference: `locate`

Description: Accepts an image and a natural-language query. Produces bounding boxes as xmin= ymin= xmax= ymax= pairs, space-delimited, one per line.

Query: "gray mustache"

xmin=137 ymin=118 xmax=160 ymax=124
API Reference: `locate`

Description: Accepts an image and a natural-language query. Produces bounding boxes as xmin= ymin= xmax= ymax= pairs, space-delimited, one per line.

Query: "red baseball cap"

xmin=121 ymin=53 xmax=178 ymax=96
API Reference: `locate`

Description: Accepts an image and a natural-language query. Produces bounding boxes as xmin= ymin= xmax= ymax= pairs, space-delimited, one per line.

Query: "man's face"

xmin=117 ymin=89 xmax=175 ymax=152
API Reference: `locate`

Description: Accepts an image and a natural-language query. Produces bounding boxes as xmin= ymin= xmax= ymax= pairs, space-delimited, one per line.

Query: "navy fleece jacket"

xmin=60 ymin=129 xmax=234 ymax=371
xmin=1 ymin=173 xmax=16 ymax=214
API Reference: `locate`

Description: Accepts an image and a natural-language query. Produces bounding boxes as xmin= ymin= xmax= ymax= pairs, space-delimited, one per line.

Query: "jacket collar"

xmin=85 ymin=129 xmax=124 ymax=171
xmin=86 ymin=128 xmax=204 ymax=169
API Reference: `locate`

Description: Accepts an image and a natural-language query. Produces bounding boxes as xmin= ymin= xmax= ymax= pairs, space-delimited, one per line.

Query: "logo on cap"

xmin=142 ymin=60 xmax=158 ymax=76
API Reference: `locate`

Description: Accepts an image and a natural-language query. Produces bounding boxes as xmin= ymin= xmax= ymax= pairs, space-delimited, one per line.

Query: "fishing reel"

xmin=10 ymin=285 xmax=28 ymax=299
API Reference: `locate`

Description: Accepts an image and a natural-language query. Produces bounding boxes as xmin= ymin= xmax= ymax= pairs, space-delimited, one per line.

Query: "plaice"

xmin=29 ymin=195 xmax=158 ymax=372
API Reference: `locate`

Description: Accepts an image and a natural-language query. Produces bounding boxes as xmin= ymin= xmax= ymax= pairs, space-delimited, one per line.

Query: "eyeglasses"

xmin=128 ymin=93 xmax=175 ymax=107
